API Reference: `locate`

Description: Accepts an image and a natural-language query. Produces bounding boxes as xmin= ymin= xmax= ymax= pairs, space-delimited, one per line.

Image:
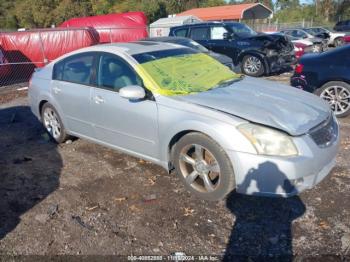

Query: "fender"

xmin=319 ymin=78 xmax=350 ymax=90
xmin=158 ymin=119 xmax=256 ymax=165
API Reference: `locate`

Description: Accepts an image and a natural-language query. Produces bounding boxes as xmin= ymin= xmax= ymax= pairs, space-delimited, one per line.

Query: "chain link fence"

xmin=247 ymin=20 xmax=334 ymax=32
xmin=0 ymin=26 xmax=148 ymax=88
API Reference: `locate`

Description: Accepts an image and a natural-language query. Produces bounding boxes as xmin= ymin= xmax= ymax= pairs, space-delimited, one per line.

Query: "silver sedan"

xmin=29 ymin=42 xmax=340 ymax=200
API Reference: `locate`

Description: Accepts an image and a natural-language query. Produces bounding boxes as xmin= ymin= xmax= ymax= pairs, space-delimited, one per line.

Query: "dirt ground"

xmin=0 ymin=75 xmax=349 ymax=260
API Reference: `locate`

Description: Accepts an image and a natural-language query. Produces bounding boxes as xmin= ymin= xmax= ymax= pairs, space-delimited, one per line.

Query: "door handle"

xmin=52 ymin=86 xmax=61 ymax=94
xmin=94 ymin=96 xmax=105 ymax=104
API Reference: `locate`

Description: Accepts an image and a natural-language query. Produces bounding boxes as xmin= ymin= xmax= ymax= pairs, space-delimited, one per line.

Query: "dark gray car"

xmin=142 ymin=37 xmax=234 ymax=70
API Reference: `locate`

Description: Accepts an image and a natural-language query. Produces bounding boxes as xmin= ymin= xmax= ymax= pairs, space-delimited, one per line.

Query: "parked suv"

xmin=334 ymin=20 xmax=350 ymax=32
xmin=169 ymin=22 xmax=296 ymax=77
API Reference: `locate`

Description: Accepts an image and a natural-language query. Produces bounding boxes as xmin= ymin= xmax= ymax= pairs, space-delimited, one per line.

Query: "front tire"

xmin=172 ymin=133 xmax=236 ymax=201
xmin=241 ymin=55 xmax=265 ymax=77
xmin=41 ymin=103 xmax=69 ymax=143
xmin=315 ymin=81 xmax=350 ymax=118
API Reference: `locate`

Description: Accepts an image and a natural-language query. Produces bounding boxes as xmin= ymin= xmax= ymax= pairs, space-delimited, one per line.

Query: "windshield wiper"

xmin=210 ymin=75 xmax=244 ymax=90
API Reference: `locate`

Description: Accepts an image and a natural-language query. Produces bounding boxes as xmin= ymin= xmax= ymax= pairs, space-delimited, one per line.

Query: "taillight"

xmin=295 ymin=64 xmax=304 ymax=74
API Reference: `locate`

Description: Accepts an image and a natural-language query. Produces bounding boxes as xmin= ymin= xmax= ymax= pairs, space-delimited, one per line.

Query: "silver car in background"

xmin=29 ymin=42 xmax=340 ymax=200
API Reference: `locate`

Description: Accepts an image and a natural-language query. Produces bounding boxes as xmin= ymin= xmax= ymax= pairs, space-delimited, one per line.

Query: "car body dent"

xmin=172 ymin=77 xmax=330 ymax=136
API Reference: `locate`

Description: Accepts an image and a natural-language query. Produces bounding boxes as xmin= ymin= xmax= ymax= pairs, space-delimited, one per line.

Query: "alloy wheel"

xmin=178 ymin=144 xmax=221 ymax=193
xmin=43 ymin=107 xmax=62 ymax=140
xmin=320 ymin=85 xmax=350 ymax=115
xmin=243 ymin=56 xmax=262 ymax=75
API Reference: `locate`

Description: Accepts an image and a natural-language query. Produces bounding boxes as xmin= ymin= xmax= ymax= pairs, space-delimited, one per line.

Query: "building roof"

xmin=150 ymin=15 xmax=201 ymax=27
xmin=177 ymin=3 xmax=273 ymax=21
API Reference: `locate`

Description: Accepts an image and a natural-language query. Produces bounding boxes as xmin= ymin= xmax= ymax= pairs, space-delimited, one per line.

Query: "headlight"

xmin=238 ymin=123 xmax=298 ymax=156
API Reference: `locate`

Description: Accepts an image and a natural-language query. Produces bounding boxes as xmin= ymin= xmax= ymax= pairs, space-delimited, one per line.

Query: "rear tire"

xmin=241 ymin=55 xmax=265 ymax=77
xmin=315 ymin=81 xmax=350 ymax=118
xmin=41 ymin=103 xmax=70 ymax=143
xmin=172 ymin=132 xmax=236 ymax=201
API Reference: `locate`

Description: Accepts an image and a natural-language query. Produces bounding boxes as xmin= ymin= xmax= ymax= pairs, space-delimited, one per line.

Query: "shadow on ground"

xmin=224 ymin=162 xmax=306 ymax=260
xmin=0 ymin=106 xmax=62 ymax=240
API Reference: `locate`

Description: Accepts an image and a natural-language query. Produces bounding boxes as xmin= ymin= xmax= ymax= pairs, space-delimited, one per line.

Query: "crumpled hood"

xmin=241 ymin=33 xmax=294 ymax=52
xmin=172 ymin=77 xmax=331 ymax=136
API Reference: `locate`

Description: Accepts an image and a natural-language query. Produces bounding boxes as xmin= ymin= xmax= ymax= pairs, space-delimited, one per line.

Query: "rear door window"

xmin=190 ymin=27 xmax=209 ymax=40
xmin=210 ymin=26 xmax=228 ymax=40
xmin=174 ymin=28 xmax=188 ymax=37
xmin=54 ymin=53 xmax=95 ymax=85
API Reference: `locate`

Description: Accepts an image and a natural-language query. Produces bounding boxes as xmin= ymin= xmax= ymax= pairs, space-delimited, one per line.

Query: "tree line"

xmin=0 ymin=0 xmax=349 ymax=29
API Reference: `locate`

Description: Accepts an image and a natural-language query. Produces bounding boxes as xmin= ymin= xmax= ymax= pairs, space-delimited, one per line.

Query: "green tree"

xmin=52 ymin=0 xmax=92 ymax=26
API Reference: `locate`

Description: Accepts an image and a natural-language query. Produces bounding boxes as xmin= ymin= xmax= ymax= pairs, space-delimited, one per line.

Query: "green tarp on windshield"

xmin=135 ymin=53 xmax=240 ymax=96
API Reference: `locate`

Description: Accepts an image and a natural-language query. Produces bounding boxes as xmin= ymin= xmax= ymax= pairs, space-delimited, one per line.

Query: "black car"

xmin=334 ymin=20 xmax=350 ymax=32
xmin=169 ymin=22 xmax=296 ymax=77
xmin=141 ymin=37 xmax=234 ymax=70
xmin=291 ymin=45 xmax=350 ymax=117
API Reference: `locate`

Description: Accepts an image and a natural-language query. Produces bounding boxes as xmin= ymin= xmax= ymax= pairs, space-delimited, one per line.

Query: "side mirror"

xmin=119 ymin=85 xmax=146 ymax=100
xmin=223 ymin=32 xmax=233 ymax=40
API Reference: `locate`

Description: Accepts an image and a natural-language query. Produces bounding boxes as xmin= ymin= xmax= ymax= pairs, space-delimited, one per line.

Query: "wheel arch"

xmin=39 ymin=100 xmax=48 ymax=117
xmin=161 ymin=120 xmax=255 ymax=172
xmin=319 ymin=78 xmax=350 ymax=90
xmin=37 ymin=96 xmax=69 ymax=130
xmin=167 ymin=129 xmax=205 ymax=170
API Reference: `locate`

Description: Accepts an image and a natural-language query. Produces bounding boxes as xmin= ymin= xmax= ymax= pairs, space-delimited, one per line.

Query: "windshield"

xmin=133 ymin=48 xmax=240 ymax=96
xmin=179 ymin=39 xmax=209 ymax=53
xmin=304 ymin=28 xmax=315 ymax=34
xmin=229 ymin=23 xmax=257 ymax=38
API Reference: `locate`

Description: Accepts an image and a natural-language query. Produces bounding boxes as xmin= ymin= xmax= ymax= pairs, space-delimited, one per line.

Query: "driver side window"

xmin=97 ymin=53 xmax=142 ymax=92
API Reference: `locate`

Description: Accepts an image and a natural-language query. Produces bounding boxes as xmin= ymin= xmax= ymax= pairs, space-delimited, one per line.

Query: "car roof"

xmin=281 ymin=28 xmax=304 ymax=31
xmin=171 ymin=21 xmax=241 ymax=29
xmin=70 ymin=41 xmax=184 ymax=56
xmin=142 ymin=36 xmax=190 ymax=43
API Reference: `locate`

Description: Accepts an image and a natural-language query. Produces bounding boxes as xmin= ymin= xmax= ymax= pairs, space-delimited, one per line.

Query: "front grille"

xmin=309 ymin=115 xmax=338 ymax=148
xmin=278 ymin=37 xmax=294 ymax=53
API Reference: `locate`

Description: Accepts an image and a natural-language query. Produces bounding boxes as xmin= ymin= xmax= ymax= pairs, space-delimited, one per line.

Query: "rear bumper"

xmin=227 ymin=124 xmax=340 ymax=197
xmin=290 ymin=74 xmax=317 ymax=93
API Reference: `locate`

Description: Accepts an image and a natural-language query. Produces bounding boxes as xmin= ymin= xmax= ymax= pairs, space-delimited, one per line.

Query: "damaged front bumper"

xmin=227 ymin=116 xmax=340 ymax=197
xmin=266 ymin=53 xmax=297 ymax=74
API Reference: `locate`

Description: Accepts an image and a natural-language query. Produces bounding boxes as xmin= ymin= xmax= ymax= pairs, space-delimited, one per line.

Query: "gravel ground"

xmin=0 ymin=77 xmax=349 ymax=260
